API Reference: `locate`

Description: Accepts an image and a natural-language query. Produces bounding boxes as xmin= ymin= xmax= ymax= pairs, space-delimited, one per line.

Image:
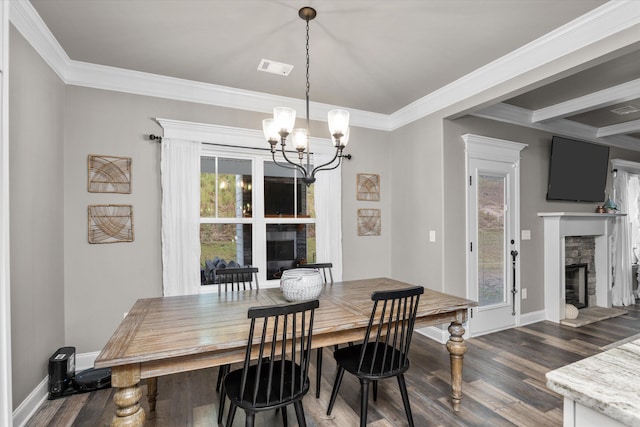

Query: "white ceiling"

xmin=23 ymin=0 xmax=640 ymax=147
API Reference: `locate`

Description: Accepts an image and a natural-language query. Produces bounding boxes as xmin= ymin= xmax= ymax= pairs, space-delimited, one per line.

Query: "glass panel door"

xmin=478 ymin=174 xmax=506 ymax=307
xmin=468 ymin=158 xmax=517 ymax=336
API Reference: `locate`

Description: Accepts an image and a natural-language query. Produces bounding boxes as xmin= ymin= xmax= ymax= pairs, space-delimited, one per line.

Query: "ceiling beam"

xmin=473 ymin=103 xmax=640 ymax=151
xmin=531 ymin=78 xmax=640 ymax=123
xmin=597 ymin=118 xmax=640 ymax=137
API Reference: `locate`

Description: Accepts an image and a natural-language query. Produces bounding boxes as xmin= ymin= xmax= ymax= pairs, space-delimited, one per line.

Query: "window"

xmin=200 ymin=157 xmax=253 ymax=273
xmin=200 ymin=150 xmax=319 ymax=284
xmin=263 ymin=161 xmax=316 ymax=279
xmin=158 ymin=119 xmax=343 ymax=295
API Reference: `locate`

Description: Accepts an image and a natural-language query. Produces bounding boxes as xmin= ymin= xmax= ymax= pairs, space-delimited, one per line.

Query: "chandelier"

xmin=262 ymin=6 xmax=351 ymax=186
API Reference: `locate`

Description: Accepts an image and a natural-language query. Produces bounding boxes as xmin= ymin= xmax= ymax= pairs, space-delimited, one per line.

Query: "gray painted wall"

xmin=340 ymin=126 xmax=391 ymax=280
xmin=443 ymin=116 xmax=640 ymax=314
xmin=389 ymin=116 xmax=445 ymax=292
xmin=9 ymin=26 xmax=65 ymax=406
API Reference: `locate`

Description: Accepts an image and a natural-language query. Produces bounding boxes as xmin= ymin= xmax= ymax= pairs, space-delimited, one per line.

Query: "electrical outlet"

xmin=429 ymin=230 xmax=436 ymax=242
xmin=521 ymin=288 xmax=527 ymax=299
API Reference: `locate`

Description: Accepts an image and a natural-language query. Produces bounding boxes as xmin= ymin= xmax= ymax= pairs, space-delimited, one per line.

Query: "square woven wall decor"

xmin=357 ymin=208 xmax=381 ymax=236
xmin=88 ymin=204 xmax=134 ymax=243
xmin=357 ymin=173 xmax=380 ymax=201
xmin=88 ymin=154 xmax=132 ymax=193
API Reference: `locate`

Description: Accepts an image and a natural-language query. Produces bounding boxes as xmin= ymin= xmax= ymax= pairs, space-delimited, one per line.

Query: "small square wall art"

xmin=88 ymin=154 xmax=132 ymax=193
xmin=357 ymin=173 xmax=380 ymax=201
xmin=357 ymin=208 xmax=381 ymax=236
xmin=88 ymin=204 xmax=134 ymax=244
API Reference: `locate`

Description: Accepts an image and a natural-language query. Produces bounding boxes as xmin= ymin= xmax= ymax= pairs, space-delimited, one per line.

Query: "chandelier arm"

xmin=266 ymin=7 xmax=351 ymax=185
xmin=310 ymin=148 xmax=343 ymax=175
xmin=272 ymin=151 xmax=307 ymax=174
xmin=311 ymin=157 xmax=344 ymax=175
xmin=279 ymin=145 xmax=312 ymax=177
xmin=312 ymin=161 xmax=343 ymax=177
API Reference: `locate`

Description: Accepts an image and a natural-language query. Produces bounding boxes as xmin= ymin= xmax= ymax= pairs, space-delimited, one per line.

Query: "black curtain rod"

xmin=148 ymin=134 xmax=352 ymax=159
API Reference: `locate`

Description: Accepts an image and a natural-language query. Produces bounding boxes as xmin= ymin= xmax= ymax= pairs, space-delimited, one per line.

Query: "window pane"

xmin=478 ymin=174 xmax=505 ymax=306
xmin=200 ymin=223 xmax=253 ymax=268
xmin=266 ymin=224 xmax=316 ymax=280
xmin=201 ymin=157 xmax=252 ymax=218
xmin=264 ymin=161 xmax=314 ymax=218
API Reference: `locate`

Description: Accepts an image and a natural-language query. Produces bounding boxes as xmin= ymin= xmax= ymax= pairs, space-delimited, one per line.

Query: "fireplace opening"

xmin=566 ymin=263 xmax=588 ymax=309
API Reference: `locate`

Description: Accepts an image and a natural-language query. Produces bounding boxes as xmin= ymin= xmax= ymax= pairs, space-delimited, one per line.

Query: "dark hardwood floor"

xmin=27 ymin=303 xmax=640 ymax=426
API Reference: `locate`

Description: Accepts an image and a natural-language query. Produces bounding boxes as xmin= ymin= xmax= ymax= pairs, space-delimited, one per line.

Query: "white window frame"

xmin=158 ymin=118 xmax=343 ymax=289
xmin=200 ymin=147 xmax=317 ymax=284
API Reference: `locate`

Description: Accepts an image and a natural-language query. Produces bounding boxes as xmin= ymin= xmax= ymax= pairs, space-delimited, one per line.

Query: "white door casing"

xmin=463 ymin=134 xmax=527 ymax=337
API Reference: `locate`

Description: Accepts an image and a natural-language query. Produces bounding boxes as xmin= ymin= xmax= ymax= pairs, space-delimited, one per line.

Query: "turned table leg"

xmin=111 ymin=365 xmax=146 ymax=427
xmin=446 ymin=321 xmax=467 ymax=412
xmin=147 ymin=377 xmax=158 ymax=412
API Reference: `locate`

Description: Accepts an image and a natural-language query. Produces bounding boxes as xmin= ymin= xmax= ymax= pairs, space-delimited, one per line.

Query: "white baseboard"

xmin=415 ymin=311 xmax=545 ymax=344
xmin=520 ymin=309 xmax=546 ymax=326
xmin=76 ymin=351 xmax=100 ymax=371
xmin=416 ymin=325 xmax=448 ymax=344
xmin=415 ymin=323 xmax=471 ymax=344
xmin=12 ymin=376 xmax=47 ymax=427
xmin=13 ymin=351 xmax=100 ymax=427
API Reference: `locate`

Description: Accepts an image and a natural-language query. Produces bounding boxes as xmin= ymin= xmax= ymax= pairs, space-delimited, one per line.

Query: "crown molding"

xmin=611 ymin=158 xmax=640 ymax=175
xmin=9 ymin=0 xmax=640 ymax=133
xmin=9 ymin=0 xmax=70 ymax=81
xmin=9 ymin=0 xmax=391 ymax=131
xmin=66 ymin=61 xmax=392 ymax=131
xmin=462 ymin=134 xmax=527 ymax=163
xmin=390 ymin=0 xmax=640 ymax=130
xmin=473 ymin=103 xmax=640 ymax=152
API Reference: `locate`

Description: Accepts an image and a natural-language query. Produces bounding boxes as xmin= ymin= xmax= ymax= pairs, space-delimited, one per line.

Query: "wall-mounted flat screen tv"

xmin=546 ymin=136 xmax=609 ymax=202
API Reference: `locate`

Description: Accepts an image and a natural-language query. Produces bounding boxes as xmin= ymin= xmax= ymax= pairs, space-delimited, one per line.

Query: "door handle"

xmin=510 ymin=244 xmax=518 ymax=316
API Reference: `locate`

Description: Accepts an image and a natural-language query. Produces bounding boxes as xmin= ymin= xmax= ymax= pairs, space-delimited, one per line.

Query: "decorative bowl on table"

xmin=280 ymin=268 xmax=323 ymax=302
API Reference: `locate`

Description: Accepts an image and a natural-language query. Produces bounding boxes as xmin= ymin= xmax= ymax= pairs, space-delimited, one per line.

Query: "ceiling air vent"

xmin=610 ymin=105 xmax=640 ymax=115
xmin=258 ymin=59 xmax=293 ymax=76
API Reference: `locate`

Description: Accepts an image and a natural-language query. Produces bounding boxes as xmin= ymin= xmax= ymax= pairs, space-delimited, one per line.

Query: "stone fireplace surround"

xmin=565 ymin=237 xmax=596 ymax=308
xmin=539 ymin=212 xmax=623 ymax=323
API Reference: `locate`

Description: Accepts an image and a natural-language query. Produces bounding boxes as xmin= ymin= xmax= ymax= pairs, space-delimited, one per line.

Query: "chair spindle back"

xmin=296 ymin=262 xmax=333 ymax=284
xmin=358 ymin=286 xmax=424 ymax=376
xmin=238 ymin=299 xmax=319 ymax=407
xmin=214 ymin=267 xmax=259 ymax=295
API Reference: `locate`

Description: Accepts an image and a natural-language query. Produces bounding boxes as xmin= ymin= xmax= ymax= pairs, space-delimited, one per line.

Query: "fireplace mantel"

xmin=538 ymin=212 xmax=624 ymax=323
xmin=538 ymin=212 xmax=624 ymax=218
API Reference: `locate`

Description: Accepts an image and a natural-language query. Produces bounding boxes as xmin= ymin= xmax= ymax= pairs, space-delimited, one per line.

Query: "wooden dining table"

xmin=94 ymin=277 xmax=477 ymax=426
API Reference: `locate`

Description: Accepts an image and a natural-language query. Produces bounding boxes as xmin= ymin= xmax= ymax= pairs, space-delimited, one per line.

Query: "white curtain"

xmin=161 ymin=138 xmax=201 ymax=296
xmin=628 ymin=175 xmax=640 ymax=298
xmin=313 ymin=153 xmax=343 ymax=282
xmin=611 ymin=170 xmax=636 ymax=306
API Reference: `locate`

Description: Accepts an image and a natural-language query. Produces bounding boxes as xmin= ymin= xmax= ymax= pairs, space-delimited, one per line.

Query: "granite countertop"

xmin=546 ymin=339 xmax=640 ymax=426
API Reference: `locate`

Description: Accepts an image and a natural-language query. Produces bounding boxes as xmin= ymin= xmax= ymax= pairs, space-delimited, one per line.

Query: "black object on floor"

xmin=72 ymin=367 xmax=112 ymax=392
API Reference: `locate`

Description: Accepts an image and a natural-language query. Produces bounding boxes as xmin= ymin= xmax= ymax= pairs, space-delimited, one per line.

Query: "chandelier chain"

xmin=305 ymin=18 xmax=311 ymax=130
xmin=263 ymin=6 xmax=351 ymax=187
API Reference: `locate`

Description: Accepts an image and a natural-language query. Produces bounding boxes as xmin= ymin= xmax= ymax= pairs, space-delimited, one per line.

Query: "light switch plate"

xmin=521 ymin=230 xmax=531 ymax=240
xmin=429 ymin=230 xmax=436 ymax=242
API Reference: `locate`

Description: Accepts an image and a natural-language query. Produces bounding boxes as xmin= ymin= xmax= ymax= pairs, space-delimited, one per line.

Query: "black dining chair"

xmin=295 ymin=262 xmax=335 ymax=398
xmin=214 ymin=267 xmax=260 ymax=394
xmin=214 ymin=267 xmax=260 ymax=295
xmin=326 ymin=286 xmax=424 ymax=427
xmin=296 ymin=262 xmax=334 ymax=285
xmin=219 ymin=299 xmax=319 ymax=427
